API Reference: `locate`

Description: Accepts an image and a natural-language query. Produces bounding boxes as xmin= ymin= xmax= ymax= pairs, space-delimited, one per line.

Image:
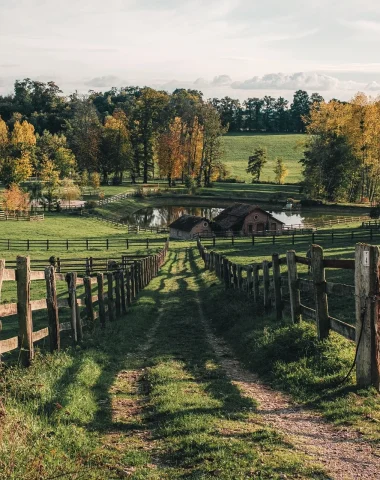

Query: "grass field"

xmin=221 ymin=133 xmax=306 ymax=183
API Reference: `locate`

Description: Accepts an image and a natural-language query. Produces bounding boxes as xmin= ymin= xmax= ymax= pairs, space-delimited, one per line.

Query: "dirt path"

xmin=194 ymin=290 xmax=380 ymax=480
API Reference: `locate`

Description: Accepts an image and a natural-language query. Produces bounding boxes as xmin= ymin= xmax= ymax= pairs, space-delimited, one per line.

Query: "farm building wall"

xmin=242 ymin=211 xmax=283 ymax=235
xmin=169 ymin=221 xmax=211 ymax=240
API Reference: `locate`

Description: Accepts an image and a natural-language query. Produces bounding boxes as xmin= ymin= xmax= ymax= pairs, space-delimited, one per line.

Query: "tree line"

xmin=0 ymin=79 xmax=227 ymax=188
xmin=302 ymin=93 xmax=380 ymax=203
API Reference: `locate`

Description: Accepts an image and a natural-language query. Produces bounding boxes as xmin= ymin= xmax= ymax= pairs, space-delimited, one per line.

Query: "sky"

xmin=1 ymin=0 xmax=380 ymax=101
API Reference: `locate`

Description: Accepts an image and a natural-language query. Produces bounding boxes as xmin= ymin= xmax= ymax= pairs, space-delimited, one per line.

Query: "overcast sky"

xmin=1 ymin=0 xmax=380 ymax=100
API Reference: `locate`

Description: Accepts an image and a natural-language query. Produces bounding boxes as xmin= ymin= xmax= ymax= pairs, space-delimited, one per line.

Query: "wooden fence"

xmin=0 ymin=242 xmax=169 ymax=365
xmin=199 ymin=227 xmax=380 ymax=247
xmin=0 ymin=211 xmax=44 ymax=221
xmin=196 ymin=238 xmax=380 ymax=390
xmin=0 ymin=236 xmax=168 ymax=251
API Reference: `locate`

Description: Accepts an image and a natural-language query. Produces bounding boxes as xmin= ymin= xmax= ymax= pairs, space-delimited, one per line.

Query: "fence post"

xmin=311 ymin=245 xmax=329 ymax=340
xmin=0 ymin=258 xmax=4 ymax=304
xmin=17 ymin=256 xmax=33 ymax=366
xmin=272 ymin=253 xmax=282 ymax=320
xmin=355 ymin=243 xmax=380 ymax=390
xmin=84 ymin=276 xmax=95 ymax=326
xmin=237 ymin=265 xmax=242 ymax=290
xmin=262 ymin=261 xmax=271 ymax=310
xmin=247 ymin=265 xmax=252 ymax=294
xmin=130 ymin=264 xmax=136 ymax=299
xmin=119 ymin=270 xmax=127 ymax=314
xmin=97 ymin=273 xmax=106 ymax=328
xmin=232 ymin=263 xmax=237 ymax=288
xmin=66 ymin=272 xmax=78 ymax=343
xmin=253 ymin=265 xmax=260 ymax=302
xmin=126 ymin=268 xmax=131 ymax=307
xmin=45 ymin=265 xmax=60 ymax=351
xmin=286 ymin=251 xmax=301 ymax=324
xmin=223 ymin=258 xmax=230 ymax=289
xmin=107 ymin=273 xmax=115 ymax=321
xmin=115 ymin=271 xmax=121 ymax=317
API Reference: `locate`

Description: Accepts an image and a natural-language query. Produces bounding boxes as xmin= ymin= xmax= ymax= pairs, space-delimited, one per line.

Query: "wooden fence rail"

xmin=0 ymin=241 xmax=169 ymax=366
xmin=0 ymin=236 xmax=168 ymax=251
xmin=196 ymin=238 xmax=380 ymax=391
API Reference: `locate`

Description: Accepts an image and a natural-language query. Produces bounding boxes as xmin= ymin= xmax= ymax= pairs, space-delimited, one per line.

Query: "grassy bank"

xmin=221 ymin=133 xmax=306 ymax=183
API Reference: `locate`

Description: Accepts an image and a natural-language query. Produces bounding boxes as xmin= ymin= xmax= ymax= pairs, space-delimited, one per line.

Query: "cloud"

xmin=231 ymin=72 xmax=344 ymax=91
xmin=211 ymin=74 xmax=232 ymax=86
xmin=342 ymin=19 xmax=380 ymax=33
xmin=84 ymin=75 xmax=126 ymax=88
xmin=365 ymin=81 xmax=380 ymax=91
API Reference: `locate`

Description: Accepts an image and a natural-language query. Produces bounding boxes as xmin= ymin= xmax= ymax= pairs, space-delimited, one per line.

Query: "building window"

xmin=254 ymin=214 xmax=259 ymax=220
xmin=248 ymin=224 xmax=253 ymax=233
xmin=203 ymin=222 xmax=208 ymax=227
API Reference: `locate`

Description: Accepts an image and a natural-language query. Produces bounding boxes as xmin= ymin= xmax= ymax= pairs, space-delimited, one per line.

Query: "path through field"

xmin=96 ymin=247 xmax=380 ymax=479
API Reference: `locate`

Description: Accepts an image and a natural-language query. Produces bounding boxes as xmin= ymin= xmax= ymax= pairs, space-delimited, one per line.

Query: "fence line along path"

xmin=0 ymin=241 xmax=169 ymax=365
xmin=197 ymin=238 xmax=380 ymax=391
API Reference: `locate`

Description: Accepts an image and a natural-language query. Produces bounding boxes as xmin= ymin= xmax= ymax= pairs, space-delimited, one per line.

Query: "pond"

xmin=121 ymin=206 xmax=358 ymax=228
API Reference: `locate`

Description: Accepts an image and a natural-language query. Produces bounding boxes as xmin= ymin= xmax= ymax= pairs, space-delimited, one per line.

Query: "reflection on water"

xmin=121 ymin=206 xmax=354 ymax=228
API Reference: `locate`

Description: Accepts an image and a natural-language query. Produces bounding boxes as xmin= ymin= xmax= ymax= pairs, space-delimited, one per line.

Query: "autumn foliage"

xmin=1 ymin=183 xmax=30 ymax=214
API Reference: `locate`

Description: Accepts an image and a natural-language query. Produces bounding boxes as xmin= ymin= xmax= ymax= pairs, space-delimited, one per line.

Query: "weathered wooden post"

xmin=223 ymin=258 xmax=230 ymax=289
xmin=107 ymin=273 xmax=115 ymax=321
xmin=45 ymin=265 xmax=60 ymax=351
xmin=286 ymin=251 xmax=301 ymax=324
xmin=0 ymin=258 xmax=5 ymax=304
xmin=97 ymin=273 xmax=106 ymax=328
xmin=253 ymin=265 xmax=260 ymax=302
xmin=262 ymin=261 xmax=271 ymax=310
xmin=115 ymin=271 xmax=121 ymax=317
xmin=237 ymin=265 xmax=242 ymax=290
xmin=119 ymin=270 xmax=127 ymax=314
xmin=232 ymin=263 xmax=237 ymax=288
xmin=247 ymin=265 xmax=252 ymax=294
xmin=17 ymin=256 xmax=34 ymax=366
xmin=130 ymin=264 xmax=136 ymax=299
xmin=355 ymin=243 xmax=380 ymax=390
xmin=126 ymin=268 xmax=131 ymax=307
xmin=311 ymin=245 xmax=329 ymax=339
xmin=66 ymin=272 xmax=79 ymax=343
xmin=84 ymin=276 xmax=95 ymax=326
xmin=272 ymin=253 xmax=282 ymax=320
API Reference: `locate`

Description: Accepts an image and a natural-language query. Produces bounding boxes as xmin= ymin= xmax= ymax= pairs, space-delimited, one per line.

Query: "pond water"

xmin=121 ymin=206 xmax=357 ymax=228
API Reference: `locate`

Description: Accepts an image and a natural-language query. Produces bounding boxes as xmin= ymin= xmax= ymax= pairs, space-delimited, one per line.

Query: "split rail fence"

xmin=197 ymin=238 xmax=380 ymax=390
xmin=0 ymin=242 xmax=169 ymax=366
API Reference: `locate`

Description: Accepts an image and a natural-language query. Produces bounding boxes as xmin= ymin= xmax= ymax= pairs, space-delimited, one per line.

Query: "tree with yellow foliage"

xmin=1 ymin=183 xmax=30 ymax=215
xmin=157 ymin=117 xmax=184 ymax=186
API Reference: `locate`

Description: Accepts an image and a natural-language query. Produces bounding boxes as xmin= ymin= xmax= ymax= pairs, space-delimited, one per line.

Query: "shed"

xmin=169 ymin=215 xmax=212 ymax=239
xmin=213 ymin=203 xmax=284 ymax=235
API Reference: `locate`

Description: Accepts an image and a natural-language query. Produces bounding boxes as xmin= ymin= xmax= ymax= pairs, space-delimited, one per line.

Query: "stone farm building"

xmin=169 ymin=215 xmax=212 ymax=239
xmin=213 ymin=203 xmax=284 ymax=235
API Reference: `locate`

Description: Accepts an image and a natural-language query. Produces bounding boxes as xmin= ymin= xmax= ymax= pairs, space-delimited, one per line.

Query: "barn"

xmin=213 ymin=203 xmax=284 ymax=235
xmin=169 ymin=215 xmax=212 ymax=239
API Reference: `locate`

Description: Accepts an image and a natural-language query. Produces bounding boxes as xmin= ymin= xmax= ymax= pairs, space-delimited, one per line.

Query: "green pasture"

xmin=221 ymin=133 xmax=306 ymax=183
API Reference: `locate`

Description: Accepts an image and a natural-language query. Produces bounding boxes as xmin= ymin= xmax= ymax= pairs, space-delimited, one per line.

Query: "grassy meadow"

xmin=221 ymin=133 xmax=306 ymax=183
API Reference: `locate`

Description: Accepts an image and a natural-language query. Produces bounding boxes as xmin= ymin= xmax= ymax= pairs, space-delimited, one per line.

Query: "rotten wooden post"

xmin=311 ymin=245 xmax=329 ymax=339
xmin=45 ymin=265 xmax=60 ymax=351
xmin=66 ymin=272 xmax=78 ymax=343
xmin=107 ymin=272 xmax=115 ymax=322
xmin=97 ymin=273 xmax=106 ymax=328
xmin=355 ymin=243 xmax=380 ymax=390
xmin=286 ymin=250 xmax=301 ymax=324
xmin=17 ymin=256 xmax=33 ymax=366
xmin=262 ymin=260 xmax=271 ymax=310
xmin=272 ymin=253 xmax=282 ymax=321
xmin=84 ymin=276 xmax=95 ymax=326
